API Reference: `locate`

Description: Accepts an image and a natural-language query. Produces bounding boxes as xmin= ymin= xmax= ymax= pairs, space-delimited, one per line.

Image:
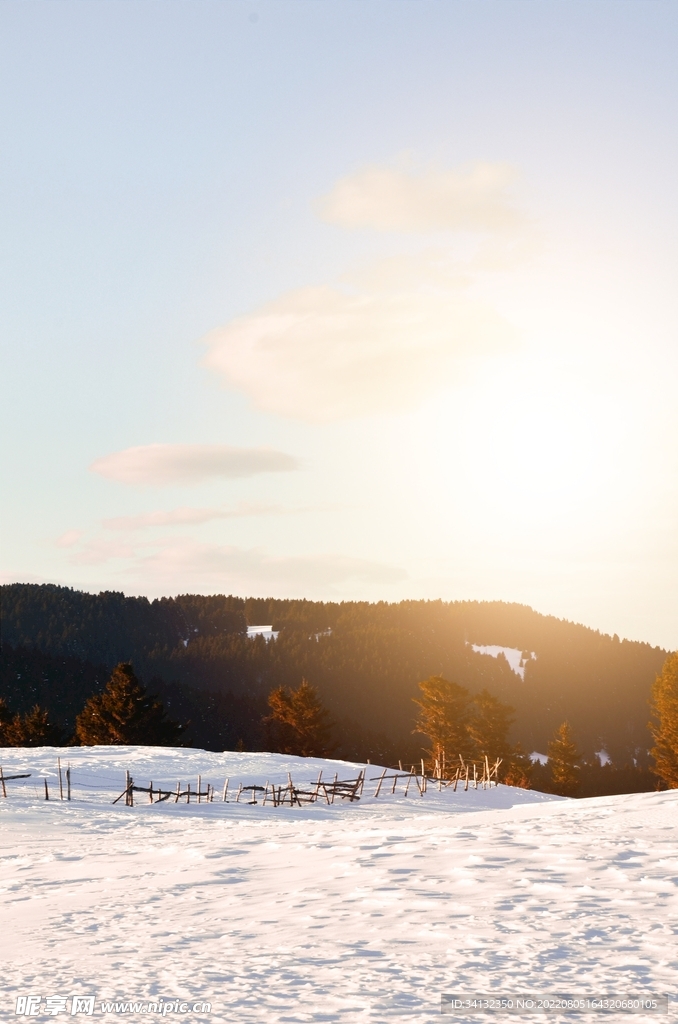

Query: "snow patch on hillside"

xmin=470 ymin=644 xmax=536 ymax=679
xmin=246 ymin=624 xmax=279 ymax=641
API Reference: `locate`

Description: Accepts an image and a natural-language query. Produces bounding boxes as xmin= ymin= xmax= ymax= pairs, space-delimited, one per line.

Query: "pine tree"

xmin=15 ymin=705 xmax=62 ymax=746
xmin=413 ymin=675 xmax=472 ymax=764
xmin=502 ymin=742 xmax=534 ymax=788
xmin=467 ymin=688 xmax=515 ymax=761
xmin=264 ymin=679 xmax=333 ymax=757
xmin=547 ymin=721 xmax=581 ymax=796
xmin=0 ymin=700 xmax=61 ymax=746
xmin=0 ymin=698 xmax=14 ymax=745
xmin=649 ymin=652 xmax=678 ymax=788
xmin=74 ymin=663 xmax=182 ymax=746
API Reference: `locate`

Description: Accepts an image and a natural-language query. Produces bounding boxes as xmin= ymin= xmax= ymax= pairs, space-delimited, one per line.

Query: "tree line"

xmin=3 ymin=653 xmax=676 ymax=800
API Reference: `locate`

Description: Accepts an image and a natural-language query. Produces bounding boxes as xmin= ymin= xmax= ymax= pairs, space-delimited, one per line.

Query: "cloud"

xmin=128 ymin=541 xmax=407 ymax=592
xmin=70 ymin=538 xmax=137 ymax=566
xmin=90 ymin=444 xmax=299 ymax=487
xmin=59 ymin=533 xmax=406 ymax=593
xmin=199 ymin=160 xmax=526 ymax=420
xmin=102 ymin=502 xmax=288 ymax=531
xmin=201 ymin=279 xmax=516 ymax=421
xmin=315 ymin=161 xmax=521 ymax=233
xmin=55 ymin=530 xmax=83 ymax=548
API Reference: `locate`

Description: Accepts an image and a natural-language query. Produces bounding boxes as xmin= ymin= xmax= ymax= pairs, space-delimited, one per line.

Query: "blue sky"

xmin=2 ymin=1 xmax=677 ymax=648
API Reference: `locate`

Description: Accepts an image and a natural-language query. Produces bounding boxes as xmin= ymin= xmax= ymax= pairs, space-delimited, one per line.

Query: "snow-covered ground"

xmin=1 ymin=747 xmax=676 ymax=1022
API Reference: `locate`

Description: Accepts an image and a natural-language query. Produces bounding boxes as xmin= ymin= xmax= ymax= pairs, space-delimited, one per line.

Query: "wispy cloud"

xmin=55 ymin=529 xmax=83 ymax=548
xmin=128 ymin=541 xmax=407 ymax=592
xmin=58 ymin=533 xmax=406 ymax=594
xmin=90 ymin=444 xmax=299 ymax=487
xmin=202 ymin=280 xmax=515 ymax=421
xmin=315 ymin=161 xmax=521 ymax=233
xmin=102 ymin=502 xmax=289 ymax=531
xmin=70 ymin=538 xmax=137 ymax=566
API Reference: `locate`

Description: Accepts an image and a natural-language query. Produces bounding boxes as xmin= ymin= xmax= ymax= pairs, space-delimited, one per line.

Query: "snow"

xmin=596 ymin=750 xmax=611 ymax=766
xmin=247 ymin=624 xmax=279 ymax=641
xmin=470 ymin=644 xmax=536 ymax=680
xmin=531 ymin=751 xmax=549 ymax=764
xmin=1 ymin=747 xmax=676 ymax=1022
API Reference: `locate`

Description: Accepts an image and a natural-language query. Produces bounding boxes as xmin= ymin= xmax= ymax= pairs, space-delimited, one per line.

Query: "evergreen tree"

xmin=14 ymin=705 xmax=62 ymax=746
xmin=413 ymin=675 xmax=472 ymax=764
xmin=468 ymin=688 xmax=515 ymax=760
xmin=0 ymin=700 xmax=61 ymax=746
xmin=264 ymin=679 xmax=333 ymax=757
xmin=0 ymin=698 xmax=14 ymax=745
xmin=502 ymin=742 xmax=534 ymax=788
xmin=649 ymin=652 xmax=678 ymax=788
xmin=547 ymin=721 xmax=581 ymax=796
xmin=74 ymin=663 xmax=182 ymax=746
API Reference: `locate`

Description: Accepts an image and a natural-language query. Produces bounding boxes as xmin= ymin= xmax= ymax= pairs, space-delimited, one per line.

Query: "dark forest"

xmin=0 ymin=583 xmax=666 ymax=794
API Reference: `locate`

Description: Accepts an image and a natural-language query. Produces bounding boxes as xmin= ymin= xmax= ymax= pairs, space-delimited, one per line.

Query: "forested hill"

xmin=0 ymin=583 xmax=668 ymax=763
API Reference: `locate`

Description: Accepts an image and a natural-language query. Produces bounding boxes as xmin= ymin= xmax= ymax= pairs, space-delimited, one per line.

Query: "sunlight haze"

xmin=1 ymin=1 xmax=677 ymax=648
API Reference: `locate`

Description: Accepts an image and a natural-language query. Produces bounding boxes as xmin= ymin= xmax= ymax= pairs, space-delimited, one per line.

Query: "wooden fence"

xmin=0 ymin=754 xmax=501 ymax=807
xmin=111 ymin=756 xmax=502 ymax=808
xmin=0 ymin=757 xmax=73 ymax=801
xmin=113 ymin=769 xmax=365 ymax=806
xmin=0 ymin=765 xmax=31 ymax=797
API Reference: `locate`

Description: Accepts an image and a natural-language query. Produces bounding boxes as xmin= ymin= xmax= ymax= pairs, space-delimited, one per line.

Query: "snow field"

xmin=0 ymin=747 xmax=676 ymax=1023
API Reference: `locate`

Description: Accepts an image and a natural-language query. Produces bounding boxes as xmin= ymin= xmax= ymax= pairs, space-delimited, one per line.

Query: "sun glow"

xmin=410 ymin=342 xmax=637 ymax=558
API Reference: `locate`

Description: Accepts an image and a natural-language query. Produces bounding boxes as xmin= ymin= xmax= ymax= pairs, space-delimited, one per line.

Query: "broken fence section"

xmin=113 ymin=769 xmax=365 ymax=807
xmin=0 ymin=765 xmax=32 ymax=798
xmin=112 ymin=757 xmax=502 ymax=808
xmin=1 ymin=759 xmax=73 ymax=801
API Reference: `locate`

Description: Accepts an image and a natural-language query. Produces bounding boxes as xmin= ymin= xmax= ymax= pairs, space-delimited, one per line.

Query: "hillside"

xmin=0 ymin=584 xmax=667 ymax=773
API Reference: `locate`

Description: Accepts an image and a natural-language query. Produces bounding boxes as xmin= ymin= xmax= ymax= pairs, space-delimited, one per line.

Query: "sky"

xmin=1 ymin=1 xmax=677 ymax=649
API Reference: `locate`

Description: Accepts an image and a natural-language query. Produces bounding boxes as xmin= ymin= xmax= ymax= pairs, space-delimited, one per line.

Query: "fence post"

xmin=374 ymin=767 xmax=387 ymax=798
xmin=222 ymin=779 xmax=229 ymax=802
xmin=198 ymin=776 xmax=201 ymax=804
xmin=58 ymin=757 xmax=64 ymax=801
xmin=67 ymin=765 xmax=71 ymax=801
xmin=44 ymin=778 xmax=49 ymax=801
xmin=0 ymin=766 xmax=6 ymax=799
